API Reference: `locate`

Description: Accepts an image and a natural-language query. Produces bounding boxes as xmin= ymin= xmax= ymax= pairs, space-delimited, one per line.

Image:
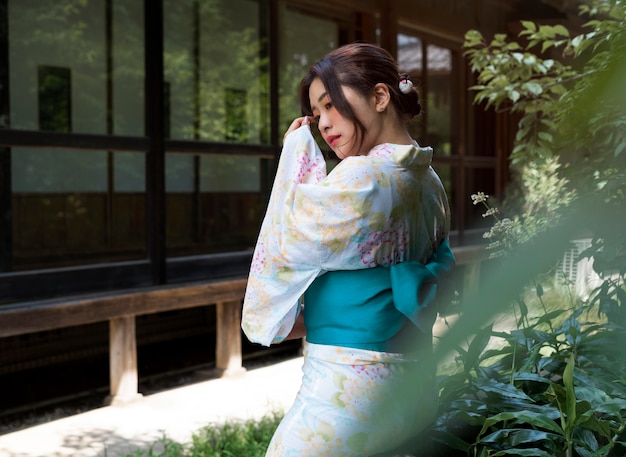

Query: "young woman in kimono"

xmin=241 ymin=42 xmax=454 ymax=457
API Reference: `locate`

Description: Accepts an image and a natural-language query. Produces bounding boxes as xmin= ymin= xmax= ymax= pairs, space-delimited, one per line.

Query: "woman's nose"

xmin=317 ymin=114 xmax=330 ymax=131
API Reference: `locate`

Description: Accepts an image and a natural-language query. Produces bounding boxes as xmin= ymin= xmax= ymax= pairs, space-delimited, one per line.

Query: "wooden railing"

xmin=0 ymin=245 xmax=488 ymax=406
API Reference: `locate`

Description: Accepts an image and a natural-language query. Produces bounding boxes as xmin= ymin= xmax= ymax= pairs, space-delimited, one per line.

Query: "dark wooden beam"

xmin=0 ymin=0 xmax=11 ymax=273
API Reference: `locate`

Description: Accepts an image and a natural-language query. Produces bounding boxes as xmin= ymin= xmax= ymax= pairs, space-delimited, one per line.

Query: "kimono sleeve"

xmin=241 ymin=125 xmax=327 ymax=346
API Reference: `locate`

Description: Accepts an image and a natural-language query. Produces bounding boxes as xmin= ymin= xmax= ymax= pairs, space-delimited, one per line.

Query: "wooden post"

xmin=216 ymin=300 xmax=246 ymax=377
xmin=106 ymin=315 xmax=142 ymax=405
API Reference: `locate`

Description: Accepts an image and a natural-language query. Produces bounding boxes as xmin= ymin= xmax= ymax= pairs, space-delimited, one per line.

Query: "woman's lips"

xmin=326 ymin=135 xmax=340 ymax=147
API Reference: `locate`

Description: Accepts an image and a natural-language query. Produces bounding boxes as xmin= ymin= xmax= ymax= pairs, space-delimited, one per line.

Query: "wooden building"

xmin=0 ymin=0 xmax=578 ymax=411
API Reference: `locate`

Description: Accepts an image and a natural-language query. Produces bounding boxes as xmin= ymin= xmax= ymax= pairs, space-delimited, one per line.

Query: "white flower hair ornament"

xmin=398 ymin=76 xmax=414 ymax=94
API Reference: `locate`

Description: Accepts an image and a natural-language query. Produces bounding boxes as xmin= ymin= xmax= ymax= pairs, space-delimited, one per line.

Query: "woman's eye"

xmin=312 ymin=115 xmax=320 ymax=123
xmin=325 ymin=102 xmax=333 ymax=110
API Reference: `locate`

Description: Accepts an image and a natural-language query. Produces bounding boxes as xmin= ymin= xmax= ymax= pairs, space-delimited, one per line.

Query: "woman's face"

xmin=308 ymin=77 xmax=381 ymax=159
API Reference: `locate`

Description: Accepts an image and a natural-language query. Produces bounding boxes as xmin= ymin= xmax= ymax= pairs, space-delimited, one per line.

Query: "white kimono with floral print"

xmin=242 ymin=125 xmax=450 ymax=347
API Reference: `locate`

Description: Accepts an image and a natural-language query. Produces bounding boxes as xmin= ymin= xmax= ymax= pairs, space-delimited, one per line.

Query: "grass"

xmin=114 ymin=411 xmax=283 ymax=457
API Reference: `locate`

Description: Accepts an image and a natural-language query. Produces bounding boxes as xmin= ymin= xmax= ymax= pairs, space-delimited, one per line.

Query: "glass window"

xmin=12 ymin=149 xmax=108 ymax=193
xmin=114 ymin=152 xmax=145 ymax=192
xmin=397 ymin=34 xmax=425 ymax=142
xmin=8 ymin=0 xmax=144 ymax=136
xmin=278 ymin=4 xmax=339 ymax=133
xmin=426 ymin=43 xmax=453 ymax=157
xmin=164 ymin=152 xmax=264 ymax=255
xmin=199 ymin=156 xmax=260 ymax=193
xmin=112 ymin=0 xmax=145 ymax=136
xmin=9 ymin=148 xmax=146 ymax=270
xmin=397 ymin=33 xmax=454 ymax=157
xmin=163 ymin=0 xmax=269 ymax=143
xmin=111 ymin=151 xmax=147 ymax=253
xmin=198 ymin=155 xmax=263 ymax=252
xmin=162 ymin=0 xmax=269 ymax=256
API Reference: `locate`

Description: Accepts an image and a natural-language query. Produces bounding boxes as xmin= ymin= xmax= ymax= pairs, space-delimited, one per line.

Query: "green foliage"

xmin=471 ymin=156 xmax=576 ymax=258
xmin=431 ymin=287 xmax=626 ymax=457
xmin=113 ymin=412 xmax=282 ymax=457
xmin=464 ymin=0 xmax=626 ymax=261
xmin=465 ymin=0 xmax=626 ymax=317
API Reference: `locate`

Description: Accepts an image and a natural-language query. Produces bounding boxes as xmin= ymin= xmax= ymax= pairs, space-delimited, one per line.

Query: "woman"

xmin=242 ymin=42 xmax=454 ymax=456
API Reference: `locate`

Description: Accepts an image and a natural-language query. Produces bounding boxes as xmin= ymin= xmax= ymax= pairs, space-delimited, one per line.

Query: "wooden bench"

xmin=0 ymin=245 xmax=489 ymax=406
xmin=0 ymin=278 xmax=248 ymax=405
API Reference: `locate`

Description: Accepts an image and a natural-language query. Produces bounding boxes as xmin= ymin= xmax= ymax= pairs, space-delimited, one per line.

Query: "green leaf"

xmin=539 ymin=25 xmax=557 ymax=39
xmin=482 ymin=410 xmax=565 ymax=435
xmin=553 ymin=24 xmax=570 ymax=37
xmin=594 ymin=397 xmax=626 ymax=416
xmin=520 ymin=20 xmax=537 ymax=34
xmin=479 ymin=379 xmax=535 ymax=402
xmin=464 ymin=325 xmax=494 ymax=372
xmin=480 ymin=428 xmax=561 ymax=447
xmin=432 ymin=429 xmax=470 ymax=452
xmin=563 ymin=355 xmax=577 ymax=433
xmin=523 ymin=82 xmax=543 ymax=96
xmin=538 ymin=131 xmax=553 ymax=143
xmin=541 ymin=40 xmax=555 ymax=53
xmin=491 ymin=449 xmax=555 ymax=457
xmin=464 ymin=29 xmax=484 ymax=48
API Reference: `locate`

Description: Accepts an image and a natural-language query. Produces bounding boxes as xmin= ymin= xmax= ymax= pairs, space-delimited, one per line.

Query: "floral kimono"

xmin=241 ymin=125 xmax=452 ymax=456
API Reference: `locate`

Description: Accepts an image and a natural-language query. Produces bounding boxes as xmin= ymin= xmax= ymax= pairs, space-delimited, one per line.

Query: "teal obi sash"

xmin=303 ymin=240 xmax=455 ymax=352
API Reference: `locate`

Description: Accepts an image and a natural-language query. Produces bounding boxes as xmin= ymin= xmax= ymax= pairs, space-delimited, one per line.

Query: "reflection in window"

xmin=225 ymin=88 xmax=248 ymax=142
xmin=8 ymin=0 xmax=144 ymax=135
xmin=397 ymin=33 xmax=453 ymax=156
xmin=164 ymin=0 xmax=268 ymax=143
xmin=426 ymin=44 xmax=452 ymax=156
xmin=397 ymin=34 xmax=424 ymax=142
xmin=398 ymin=34 xmax=422 ymax=75
xmin=111 ymin=152 xmax=146 ymax=252
xmin=199 ymin=156 xmax=260 ymax=193
xmin=199 ymin=156 xmax=262 ymax=252
xmin=112 ymin=0 xmax=144 ymax=136
xmin=278 ymin=4 xmax=338 ymax=133
xmin=165 ymin=153 xmax=263 ymax=256
xmin=12 ymin=149 xmax=107 ymax=193
xmin=38 ymin=66 xmax=71 ymax=132
xmin=10 ymin=148 xmax=146 ymax=269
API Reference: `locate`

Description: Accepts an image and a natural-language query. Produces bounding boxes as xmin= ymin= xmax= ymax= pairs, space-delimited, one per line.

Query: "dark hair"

xmin=299 ymin=42 xmax=422 ymax=149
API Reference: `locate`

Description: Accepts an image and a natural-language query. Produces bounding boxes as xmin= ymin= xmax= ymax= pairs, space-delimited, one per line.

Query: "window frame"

xmin=396 ymin=26 xmax=503 ymax=244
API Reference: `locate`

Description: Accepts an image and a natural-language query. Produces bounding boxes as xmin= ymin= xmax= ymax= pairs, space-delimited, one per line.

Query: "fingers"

xmin=282 ymin=116 xmax=313 ymax=144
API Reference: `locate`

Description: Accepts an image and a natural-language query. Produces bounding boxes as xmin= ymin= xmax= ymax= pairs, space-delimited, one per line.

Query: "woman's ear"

xmin=373 ymin=83 xmax=391 ymax=112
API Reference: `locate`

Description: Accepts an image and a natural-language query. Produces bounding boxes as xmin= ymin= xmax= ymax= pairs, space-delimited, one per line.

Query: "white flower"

xmin=471 ymin=192 xmax=489 ymax=205
xmin=482 ymin=207 xmax=499 ymax=217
